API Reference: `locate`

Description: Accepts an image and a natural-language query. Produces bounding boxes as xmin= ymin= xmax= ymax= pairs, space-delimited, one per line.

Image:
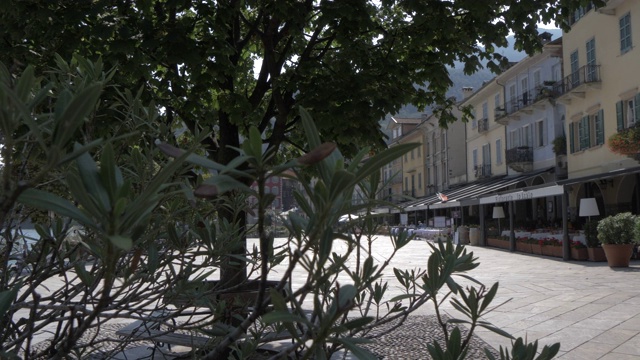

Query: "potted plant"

xmin=468 ymin=224 xmax=480 ymax=246
xmin=597 ymin=212 xmax=639 ymax=267
xmin=584 ymin=220 xmax=606 ymax=262
xmin=552 ymin=136 xmax=567 ymax=155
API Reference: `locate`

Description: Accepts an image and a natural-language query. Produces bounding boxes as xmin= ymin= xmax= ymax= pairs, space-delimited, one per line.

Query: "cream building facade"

xmin=559 ymin=0 xmax=640 ymax=217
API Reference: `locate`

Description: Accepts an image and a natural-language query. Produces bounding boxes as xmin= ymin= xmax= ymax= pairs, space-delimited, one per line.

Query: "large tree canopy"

xmin=1 ymin=0 xmax=592 ymax=160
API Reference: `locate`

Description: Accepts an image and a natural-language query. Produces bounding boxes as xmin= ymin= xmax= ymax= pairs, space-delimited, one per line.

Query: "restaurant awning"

xmin=398 ymin=168 xmax=553 ymax=212
xmin=478 ymin=184 xmax=564 ymax=205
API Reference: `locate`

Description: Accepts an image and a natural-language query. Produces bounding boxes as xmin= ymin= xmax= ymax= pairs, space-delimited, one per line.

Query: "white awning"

xmin=478 ymin=184 xmax=564 ymax=205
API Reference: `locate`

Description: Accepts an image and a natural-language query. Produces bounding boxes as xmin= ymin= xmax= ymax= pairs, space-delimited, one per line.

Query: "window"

xmin=482 ymin=143 xmax=491 ymax=166
xmin=508 ymin=84 xmax=517 ymax=112
xmin=411 ymin=175 xmax=415 ymax=193
xmin=405 ymin=177 xmax=408 ymax=191
xmin=496 ymin=139 xmax=502 ymax=165
xmin=404 ymin=153 xmax=408 ymax=162
xmin=482 ymin=102 xmax=488 ymax=120
xmin=521 ymin=77 xmax=529 ymax=105
xmin=471 ymin=108 xmax=477 ymax=128
xmin=620 ymin=12 xmax=632 ymax=54
xmin=411 ymin=149 xmax=414 ymax=159
xmin=494 ymin=93 xmax=501 ymax=110
xmin=570 ymin=50 xmax=579 ymax=87
xmin=418 ymin=173 xmax=422 ymax=189
xmin=509 ymin=129 xmax=519 ymax=148
xmin=417 ymin=145 xmax=421 ymax=157
xmin=523 ymin=125 xmax=533 ymax=147
xmin=594 ymin=109 xmax=605 ymax=146
xmin=441 ymin=132 xmax=446 ymax=151
xmin=434 ymin=165 xmax=438 ymax=186
xmin=536 ymin=120 xmax=545 ymax=147
xmin=586 ymin=38 xmax=597 ymax=82
xmin=617 ymin=94 xmax=640 ymax=130
xmin=472 ymin=149 xmax=478 ymax=168
xmin=571 ymin=110 xmax=605 ymax=152
xmin=533 ymin=70 xmax=541 ymax=90
xmin=579 ymin=115 xmax=590 ymax=150
xmin=432 ymin=133 xmax=436 ymax=154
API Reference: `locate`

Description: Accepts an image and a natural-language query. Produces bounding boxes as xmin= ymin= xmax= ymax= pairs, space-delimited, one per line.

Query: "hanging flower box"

xmin=608 ymin=124 xmax=640 ymax=157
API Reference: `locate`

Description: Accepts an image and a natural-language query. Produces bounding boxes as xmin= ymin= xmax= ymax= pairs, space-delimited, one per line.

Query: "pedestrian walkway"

xmin=389 ymin=238 xmax=640 ymax=359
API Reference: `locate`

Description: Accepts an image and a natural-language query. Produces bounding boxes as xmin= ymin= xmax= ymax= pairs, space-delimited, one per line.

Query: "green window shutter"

xmin=617 ymin=100 xmax=624 ymax=130
xmin=635 ymin=93 xmax=640 ymax=123
xmin=584 ymin=116 xmax=591 ymax=148
xmin=569 ymin=123 xmax=575 ymax=153
xmin=597 ymin=109 xmax=605 ymax=145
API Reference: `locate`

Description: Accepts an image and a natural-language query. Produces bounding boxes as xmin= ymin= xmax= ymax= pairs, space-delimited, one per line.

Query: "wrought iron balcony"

xmin=474 ymin=164 xmax=491 ymax=179
xmin=506 ymin=146 xmax=533 ymax=173
xmin=556 ymin=65 xmax=601 ymax=97
xmin=498 ymin=82 xmax=561 ymax=125
xmin=477 ymin=118 xmax=489 ymax=134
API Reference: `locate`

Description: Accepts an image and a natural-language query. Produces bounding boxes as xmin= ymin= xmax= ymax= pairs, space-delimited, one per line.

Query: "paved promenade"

xmin=386 ymin=237 xmax=640 ymax=360
xmin=26 ymin=236 xmax=640 ymax=359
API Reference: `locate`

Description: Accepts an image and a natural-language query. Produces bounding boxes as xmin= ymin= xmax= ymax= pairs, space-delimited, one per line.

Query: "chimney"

xmin=539 ymin=31 xmax=553 ymax=44
xmin=462 ymin=87 xmax=474 ymax=99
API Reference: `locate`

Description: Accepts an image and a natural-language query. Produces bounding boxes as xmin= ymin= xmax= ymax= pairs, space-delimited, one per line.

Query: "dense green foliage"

xmin=1 ymin=0 xmax=598 ymax=158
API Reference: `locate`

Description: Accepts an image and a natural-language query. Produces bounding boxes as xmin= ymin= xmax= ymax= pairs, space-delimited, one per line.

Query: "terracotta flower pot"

xmin=602 ymin=244 xmax=635 ymax=267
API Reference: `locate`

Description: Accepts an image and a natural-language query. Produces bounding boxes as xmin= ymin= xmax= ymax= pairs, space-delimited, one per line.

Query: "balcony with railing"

xmin=496 ymin=84 xmax=560 ymax=125
xmin=403 ymin=189 xmax=416 ymax=197
xmin=477 ymin=118 xmax=489 ymax=134
xmin=474 ymin=164 xmax=491 ymax=179
xmin=555 ymin=65 xmax=601 ymax=102
xmin=506 ymin=146 xmax=533 ymax=173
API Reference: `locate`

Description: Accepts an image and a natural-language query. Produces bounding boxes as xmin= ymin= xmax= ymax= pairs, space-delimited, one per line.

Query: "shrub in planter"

xmin=584 ymin=219 xmax=606 ymax=261
xmin=552 ymin=136 xmax=567 ymax=155
xmin=597 ymin=212 xmax=639 ymax=267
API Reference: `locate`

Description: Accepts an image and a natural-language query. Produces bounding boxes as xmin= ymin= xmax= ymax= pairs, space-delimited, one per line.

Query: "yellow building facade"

xmin=559 ymin=0 xmax=640 ymax=217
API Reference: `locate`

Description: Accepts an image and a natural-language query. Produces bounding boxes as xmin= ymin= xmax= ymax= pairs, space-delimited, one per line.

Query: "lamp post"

xmin=579 ymin=198 xmax=599 ymax=219
xmin=493 ymin=206 xmax=505 ymax=235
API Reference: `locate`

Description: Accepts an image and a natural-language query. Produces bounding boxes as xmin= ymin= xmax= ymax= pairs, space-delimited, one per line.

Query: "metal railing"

xmin=477 ymin=118 xmax=489 ymax=133
xmin=555 ymin=64 xmax=601 ymax=95
xmin=506 ymin=146 xmax=533 ymax=164
xmin=474 ymin=164 xmax=491 ymax=178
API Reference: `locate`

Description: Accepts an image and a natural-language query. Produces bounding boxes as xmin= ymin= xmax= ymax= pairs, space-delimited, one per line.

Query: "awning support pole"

xmin=509 ymin=201 xmax=515 ymax=252
xmin=562 ymin=185 xmax=570 ymax=261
